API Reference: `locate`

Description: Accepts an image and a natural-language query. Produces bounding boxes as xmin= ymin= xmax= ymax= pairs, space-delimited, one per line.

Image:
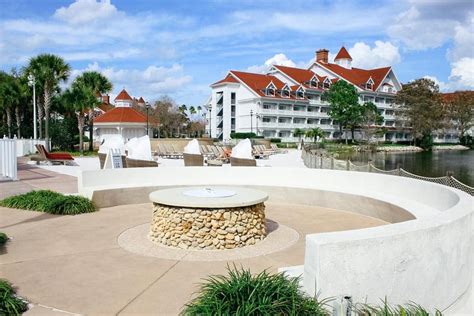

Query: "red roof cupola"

xmin=334 ymin=46 xmax=352 ymax=61
xmin=114 ymin=89 xmax=133 ymax=101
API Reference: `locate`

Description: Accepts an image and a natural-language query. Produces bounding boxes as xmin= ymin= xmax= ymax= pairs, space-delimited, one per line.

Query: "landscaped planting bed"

xmin=0 ymin=190 xmax=96 ymax=215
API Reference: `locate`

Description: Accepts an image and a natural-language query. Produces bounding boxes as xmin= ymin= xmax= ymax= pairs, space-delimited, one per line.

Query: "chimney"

xmin=102 ymin=95 xmax=110 ymax=104
xmin=316 ymin=49 xmax=329 ymax=63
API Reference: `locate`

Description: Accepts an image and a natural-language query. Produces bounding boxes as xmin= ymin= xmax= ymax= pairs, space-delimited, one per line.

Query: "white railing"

xmin=0 ymin=138 xmax=17 ymax=180
xmin=16 ymin=139 xmax=49 ymax=157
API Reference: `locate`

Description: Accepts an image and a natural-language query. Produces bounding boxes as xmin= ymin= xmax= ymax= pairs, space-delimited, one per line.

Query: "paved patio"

xmin=1 ymin=200 xmax=386 ymax=315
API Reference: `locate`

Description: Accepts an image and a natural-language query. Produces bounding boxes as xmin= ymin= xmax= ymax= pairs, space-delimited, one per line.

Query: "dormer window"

xmin=296 ymin=86 xmax=305 ymax=99
xmin=281 ymin=85 xmax=290 ymax=98
xmin=366 ymin=77 xmax=374 ymax=90
xmin=265 ymin=82 xmax=277 ymax=96
xmin=323 ymin=78 xmax=331 ymax=89
xmin=309 ymin=75 xmax=319 ymax=88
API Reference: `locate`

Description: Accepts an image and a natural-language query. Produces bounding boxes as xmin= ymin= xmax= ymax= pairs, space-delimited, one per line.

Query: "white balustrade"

xmin=0 ymin=138 xmax=17 ymax=180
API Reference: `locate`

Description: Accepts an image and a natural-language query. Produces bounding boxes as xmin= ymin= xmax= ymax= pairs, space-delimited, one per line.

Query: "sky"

xmin=0 ymin=0 xmax=472 ymax=106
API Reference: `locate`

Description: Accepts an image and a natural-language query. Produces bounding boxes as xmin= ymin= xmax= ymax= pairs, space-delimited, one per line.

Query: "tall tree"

xmin=446 ymin=91 xmax=474 ymax=146
xmin=63 ymin=84 xmax=99 ymax=155
xmin=197 ymin=105 xmax=202 ymax=117
xmin=323 ymin=80 xmax=359 ymax=144
xmin=73 ymin=71 xmax=112 ymax=151
xmin=0 ymin=71 xmax=20 ymax=138
xmin=395 ymin=78 xmax=446 ymax=149
xmin=293 ymin=128 xmax=305 ymax=148
xmin=27 ymin=54 xmax=71 ymax=149
xmin=189 ymin=106 xmax=196 ymax=115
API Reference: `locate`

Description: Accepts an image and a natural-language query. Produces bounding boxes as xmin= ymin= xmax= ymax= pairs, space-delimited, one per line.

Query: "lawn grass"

xmin=0 ymin=190 xmax=96 ymax=215
xmin=0 ymin=279 xmax=28 ymax=315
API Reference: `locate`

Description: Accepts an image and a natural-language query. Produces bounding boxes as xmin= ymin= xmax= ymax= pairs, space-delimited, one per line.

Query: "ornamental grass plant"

xmin=182 ymin=266 xmax=330 ymax=316
xmin=354 ymin=298 xmax=443 ymax=316
xmin=0 ymin=279 xmax=28 ymax=315
xmin=0 ymin=190 xmax=96 ymax=215
xmin=0 ymin=232 xmax=8 ymax=246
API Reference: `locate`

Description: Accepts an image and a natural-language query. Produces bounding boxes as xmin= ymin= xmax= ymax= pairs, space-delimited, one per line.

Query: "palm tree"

xmin=305 ymin=127 xmax=325 ymax=143
xmin=63 ymin=85 xmax=99 ymax=156
xmin=0 ymin=71 xmax=20 ymax=138
xmin=27 ymin=54 xmax=71 ymax=149
xmin=73 ymin=71 xmax=112 ymax=151
xmin=293 ymin=128 xmax=305 ymax=146
xmin=189 ymin=106 xmax=196 ymax=115
xmin=197 ymin=105 xmax=202 ymax=116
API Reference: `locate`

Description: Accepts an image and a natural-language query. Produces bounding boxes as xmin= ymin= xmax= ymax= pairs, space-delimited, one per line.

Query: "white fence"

xmin=0 ymin=138 xmax=17 ymax=180
xmin=15 ymin=139 xmax=49 ymax=157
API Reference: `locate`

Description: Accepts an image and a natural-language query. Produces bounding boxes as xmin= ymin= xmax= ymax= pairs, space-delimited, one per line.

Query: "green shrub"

xmin=0 ymin=279 xmax=28 ymax=315
xmin=354 ymin=298 xmax=442 ymax=316
xmin=0 ymin=232 xmax=8 ymax=246
xmin=0 ymin=190 xmax=96 ymax=215
xmin=182 ymin=266 xmax=330 ymax=315
xmin=230 ymin=132 xmax=263 ymax=139
xmin=269 ymin=138 xmax=281 ymax=143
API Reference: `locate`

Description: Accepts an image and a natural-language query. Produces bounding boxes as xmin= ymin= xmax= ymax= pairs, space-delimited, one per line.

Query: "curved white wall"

xmin=78 ymin=167 xmax=473 ymax=310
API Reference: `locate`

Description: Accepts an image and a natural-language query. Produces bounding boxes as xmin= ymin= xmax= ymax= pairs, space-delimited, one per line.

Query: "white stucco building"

xmin=93 ymin=89 xmax=149 ymax=142
xmin=206 ymin=47 xmax=411 ymax=142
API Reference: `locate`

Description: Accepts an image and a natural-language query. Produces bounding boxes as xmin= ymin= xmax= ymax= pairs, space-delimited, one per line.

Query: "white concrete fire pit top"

xmin=149 ymin=186 xmax=268 ymax=208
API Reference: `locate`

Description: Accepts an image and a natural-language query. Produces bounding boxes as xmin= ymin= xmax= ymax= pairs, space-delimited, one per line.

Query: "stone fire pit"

xmin=149 ymin=187 xmax=268 ymax=250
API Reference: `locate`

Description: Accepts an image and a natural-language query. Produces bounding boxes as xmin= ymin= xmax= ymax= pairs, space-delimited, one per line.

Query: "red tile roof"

xmin=441 ymin=91 xmax=474 ymax=103
xmin=317 ymin=62 xmax=391 ymax=91
xmin=98 ymin=103 xmax=114 ymax=112
xmin=138 ymin=97 xmax=145 ymax=103
xmin=230 ymin=71 xmax=304 ymax=100
xmin=334 ymin=46 xmax=352 ymax=60
xmin=211 ymin=74 xmax=240 ymax=85
xmin=273 ymin=65 xmax=327 ymax=90
xmin=114 ymin=89 xmax=133 ymax=101
xmin=94 ymin=107 xmax=147 ymax=123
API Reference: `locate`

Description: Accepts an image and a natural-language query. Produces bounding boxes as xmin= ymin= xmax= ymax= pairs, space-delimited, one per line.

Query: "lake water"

xmin=346 ymin=149 xmax=474 ymax=186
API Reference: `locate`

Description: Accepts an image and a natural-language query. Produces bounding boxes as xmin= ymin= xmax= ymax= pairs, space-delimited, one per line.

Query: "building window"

xmin=265 ymin=83 xmax=276 ymax=96
xmin=323 ymin=79 xmax=330 ymax=89
xmin=231 ymin=92 xmax=236 ymax=105
xmin=296 ymin=87 xmax=305 ymax=99
xmin=282 ymin=86 xmax=290 ymax=98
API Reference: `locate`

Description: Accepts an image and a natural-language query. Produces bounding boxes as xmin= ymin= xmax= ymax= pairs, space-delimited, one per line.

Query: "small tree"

xmin=305 ymin=127 xmax=325 ymax=143
xmin=395 ymin=78 xmax=446 ymax=149
xmin=359 ymin=102 xmax=384 ymax=143
xmin=293 ymin=128 xmax=305 ymax=148
xmin=447 ymin=91 xmax=474 ymax=145
xmin=323 ymin=80 xmax=359 ymax=144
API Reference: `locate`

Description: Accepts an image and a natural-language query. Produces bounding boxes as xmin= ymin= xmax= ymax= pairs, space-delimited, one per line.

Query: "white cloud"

xmin=246 ymin=53 xmax=297 ymax=73
xmin=449 ymin=57 xmax=474 ymax=88
xmin=54 ymin=0 xmax=118 ymax=25
xmin=348 ymin=41 xmax=401 ymax=69
xmin=71 ymin=62 xmax=192 ymax=100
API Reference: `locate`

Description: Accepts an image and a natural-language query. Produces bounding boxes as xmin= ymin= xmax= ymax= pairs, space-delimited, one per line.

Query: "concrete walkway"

xmin=0 ymin=202 xmax=386 ymax=315
xmin=0 ymin=159 xmax=77 ymax=200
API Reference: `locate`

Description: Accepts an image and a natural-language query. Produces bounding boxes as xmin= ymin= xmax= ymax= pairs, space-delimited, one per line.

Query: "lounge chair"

xmin=183 ymin=153 xmax=204 ymax=166
xmin=125 ymin=157 xmax=159 ymax=168
xmin=230 ymin=157 xmax=257 ymax=167
xmin=98 ymin=152 xmax=127 ymax=169
xmin=35 ymin=144 xmax=74 ymax=165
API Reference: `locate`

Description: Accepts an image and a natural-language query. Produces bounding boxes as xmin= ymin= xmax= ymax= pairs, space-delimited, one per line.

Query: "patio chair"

xmin=35 ymin=144 xmax=74 ymax=165
xmin=183 ymin=153 xmax=204 ymax=166
xmin=125 ymin=157 xmax=159 ymax=168
xmin=230 ymin=157 xmax=257 ymax=167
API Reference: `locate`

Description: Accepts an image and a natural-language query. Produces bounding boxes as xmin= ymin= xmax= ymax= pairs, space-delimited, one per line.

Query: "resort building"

xmin=93 ymin=89 xmax=149 ymax=142
xmin=206 ymin=47 xmax=409 ymax=142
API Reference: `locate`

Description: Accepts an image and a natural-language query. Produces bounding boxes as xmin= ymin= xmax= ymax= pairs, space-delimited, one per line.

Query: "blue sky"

xmin=0 ymin=0 xmax=472 ymax=106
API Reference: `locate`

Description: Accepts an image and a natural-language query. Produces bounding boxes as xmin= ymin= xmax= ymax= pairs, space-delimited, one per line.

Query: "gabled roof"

xmin=94 ymin=107 xmax=147 ymax=124
xmin=138 ymin=97 xmax=145 ymax=103
xmin=229 ymin=71 xmax=289 ymax=98
xmin=334 ymin=46 xmax=352 ymax=60
xmin=273 ymin=65 xmax=324 ymax=90
xmin=211 ymin=74 xmax=239 ymax=85
xmin=316 ymin=62 xmax=391 ymax=91
xmin=114 ymin=89 xmax=133 ymax=101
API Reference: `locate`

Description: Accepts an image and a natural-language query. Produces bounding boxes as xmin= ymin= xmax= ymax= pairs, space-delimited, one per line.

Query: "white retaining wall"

xmin=78 ymin=167 xmax=473 ymax=310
